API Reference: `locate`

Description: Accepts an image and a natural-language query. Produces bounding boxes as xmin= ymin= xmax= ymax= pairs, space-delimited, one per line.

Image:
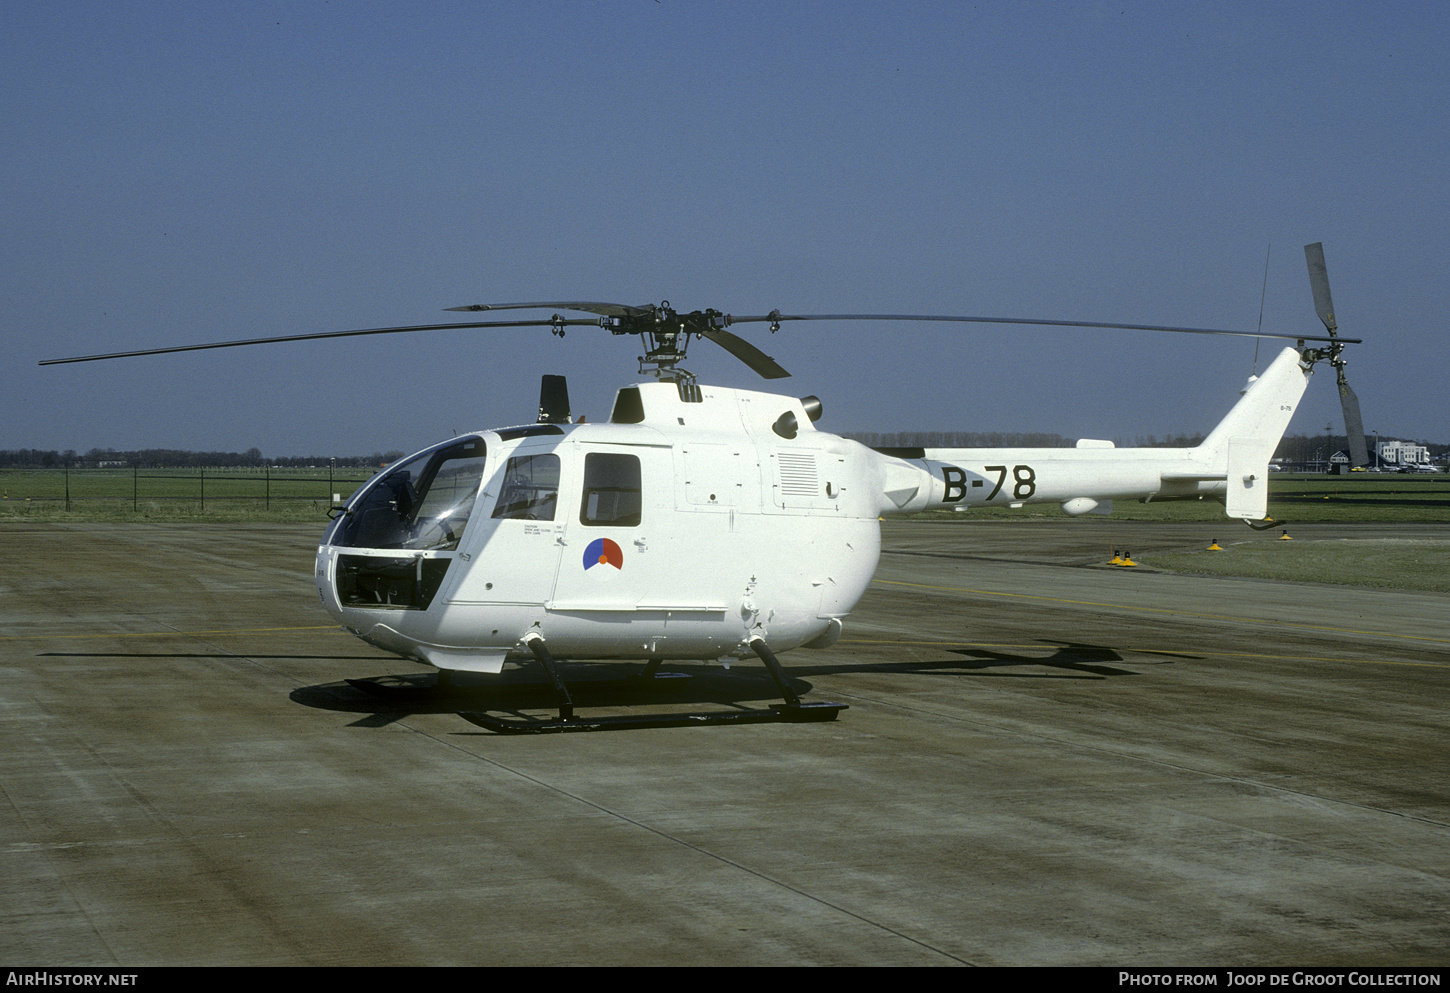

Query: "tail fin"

xmin=1197 ymin=346 xmax=1311 ymax=518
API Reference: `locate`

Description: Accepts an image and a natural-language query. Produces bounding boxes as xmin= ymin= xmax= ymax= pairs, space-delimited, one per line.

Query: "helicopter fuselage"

xmin=315 ymin=381 xmax=891 ymax=673
xmin=315 ymin=345 xmax=1311 ymax=676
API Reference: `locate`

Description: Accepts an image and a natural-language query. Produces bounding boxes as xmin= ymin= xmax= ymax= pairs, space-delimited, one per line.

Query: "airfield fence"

xmin=0 ymin=465 xmax=378 ymax=513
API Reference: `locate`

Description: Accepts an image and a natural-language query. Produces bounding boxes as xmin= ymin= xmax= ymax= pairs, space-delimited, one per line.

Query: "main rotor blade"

xmin=725 ymin=312 xmax=1358 ymax=344
xmin=1304 ymin=243 xmax=1337 ymax=334
xmin=38 ymin=318 xmax=600 ymax=365
xmin=699 ymin=328 xmax=790 ymax=379
xmin=1339 ymin=376 xmax=1370 ymax=467
xmin=446 ymin=301 xmax=655 ymax=318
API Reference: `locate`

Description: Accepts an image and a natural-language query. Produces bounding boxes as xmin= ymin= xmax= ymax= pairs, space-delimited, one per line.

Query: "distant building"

xmin=1376 ymin=440 xmax=1430 ymax=468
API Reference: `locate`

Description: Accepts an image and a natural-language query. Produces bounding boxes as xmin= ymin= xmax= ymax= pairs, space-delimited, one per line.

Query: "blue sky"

xmin=6 ymin=1 xmax=1447 ymax=457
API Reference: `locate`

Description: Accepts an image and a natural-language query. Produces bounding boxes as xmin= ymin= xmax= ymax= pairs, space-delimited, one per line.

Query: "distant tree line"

xmin=3 ymin=433 xmax=1442 ymax=469
xmin=1133 ymin=432 xmax=1444 ymax=461
xmin=846 ymin=431 xmax=1445 ymax=461
xmin=846 ymin=430 xmax=1078 ymax=448
xmin=847 ymin=430 xmax=1207 ymax=449
xmin=0 ymin=448 xmax=407 ymax=469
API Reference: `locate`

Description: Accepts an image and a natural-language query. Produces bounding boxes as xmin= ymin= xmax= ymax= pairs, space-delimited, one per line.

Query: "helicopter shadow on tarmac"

xmin=288 ymin=638 xmax=1192 ymax=731
xmin=292 ymin=661 xmax=821 ymax=729
xmin=790 ymin=639 xmax=1192 ymax=683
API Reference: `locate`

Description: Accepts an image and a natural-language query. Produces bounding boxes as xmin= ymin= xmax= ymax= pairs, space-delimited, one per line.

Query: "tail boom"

xmin=870 ymin=347 xmax=1311 ymax=521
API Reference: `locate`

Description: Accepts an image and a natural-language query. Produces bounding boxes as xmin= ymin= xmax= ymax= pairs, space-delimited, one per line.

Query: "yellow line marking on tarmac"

xmin=874 ymin=579 xmax=1450 ymax=645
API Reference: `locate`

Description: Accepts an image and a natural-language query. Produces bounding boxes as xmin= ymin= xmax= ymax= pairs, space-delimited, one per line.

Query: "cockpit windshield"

xmin=330 ymin=437 xmax=487 ymax=551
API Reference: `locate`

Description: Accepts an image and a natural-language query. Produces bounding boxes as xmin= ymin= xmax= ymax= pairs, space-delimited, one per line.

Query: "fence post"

xmin=133 ymin=463 xmax=138 ymax=513
xmin=200 ymin=466 xmax=204 ymax=512
xmin=65 ymin=461 xmax=71 ymax=512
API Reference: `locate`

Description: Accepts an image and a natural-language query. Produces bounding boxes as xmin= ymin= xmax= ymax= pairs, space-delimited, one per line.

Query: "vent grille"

xmin=777 ymin=452 xmax=818 ymax=496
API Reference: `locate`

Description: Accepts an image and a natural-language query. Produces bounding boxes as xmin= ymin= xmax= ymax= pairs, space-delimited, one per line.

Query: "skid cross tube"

xmin=750 ymin=637 xmax=802 ymax=707
xmin=525 ymin=634 xmax=574 ymax=720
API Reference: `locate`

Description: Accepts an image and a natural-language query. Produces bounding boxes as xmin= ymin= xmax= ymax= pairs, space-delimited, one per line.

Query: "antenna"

xmin=1253 ymin=244 xmax=1270 ymax=374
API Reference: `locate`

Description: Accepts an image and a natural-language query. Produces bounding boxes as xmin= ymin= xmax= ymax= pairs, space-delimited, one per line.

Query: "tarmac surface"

xmin=2 ymin=518 xmax=1447 ymax=967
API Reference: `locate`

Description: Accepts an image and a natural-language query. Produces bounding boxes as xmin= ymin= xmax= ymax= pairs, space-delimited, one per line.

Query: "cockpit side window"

xmin=333 ymin=437 xmax=487 ymax=550
xmin=579 ymin=452 xmax=641 ymax=527
xmin=492 ymin=453 xmax=560 ymax=521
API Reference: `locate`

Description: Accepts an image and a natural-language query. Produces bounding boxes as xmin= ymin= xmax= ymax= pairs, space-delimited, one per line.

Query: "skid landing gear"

xmin=459 ymin=637 xmax=847 ymax=734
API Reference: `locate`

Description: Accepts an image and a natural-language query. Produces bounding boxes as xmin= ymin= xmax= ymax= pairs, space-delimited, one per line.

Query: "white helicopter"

xmin=43 ymin=244 xmax=1365 ymax=732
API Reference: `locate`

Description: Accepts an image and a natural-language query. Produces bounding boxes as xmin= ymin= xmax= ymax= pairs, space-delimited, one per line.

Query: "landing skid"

xmin=344 ymin=666 xmax=691 ymax=700
xmin=459 ymin=637 xmax=847 ymax=734
xmin=460 ymin=702 xmax=845 ymax=734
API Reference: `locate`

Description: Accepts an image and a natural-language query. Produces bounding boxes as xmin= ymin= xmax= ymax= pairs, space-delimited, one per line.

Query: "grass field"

xmin=0 ymin=466 xmax=374 ymax=521
xmin=1144 ymin=537 xmax=1450 ymax=593
xmin=5 ymin=468 xmax=1448 ymax=592
xmin=918 ymin=473 xmax=1450 ymax=524
xmin=911 ymin=475 xmax=1450 ymax=592
xmin=882 ymin=476 xmax=1448 ymax=592
xmin=4 ymin=469 xmax=1446 ymax=523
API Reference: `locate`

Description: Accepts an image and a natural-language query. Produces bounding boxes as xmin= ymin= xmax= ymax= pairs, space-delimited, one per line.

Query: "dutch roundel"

xmin=583 ymin=537 xmax=623 ymax=579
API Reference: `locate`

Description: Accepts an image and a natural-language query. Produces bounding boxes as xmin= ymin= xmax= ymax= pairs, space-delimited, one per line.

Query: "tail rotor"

xmin=1304 ymin=243 xmax=1369 ymax=467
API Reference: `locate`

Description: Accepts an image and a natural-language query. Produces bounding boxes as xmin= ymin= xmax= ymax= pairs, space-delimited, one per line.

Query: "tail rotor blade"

xmin=1306 ymin=243 xmax=1369 ymax=467
xmin=1338 ymin=375 xmax=1370 ymax=467
xmin=1304 ymin=242 xmax=1337 ymax=333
